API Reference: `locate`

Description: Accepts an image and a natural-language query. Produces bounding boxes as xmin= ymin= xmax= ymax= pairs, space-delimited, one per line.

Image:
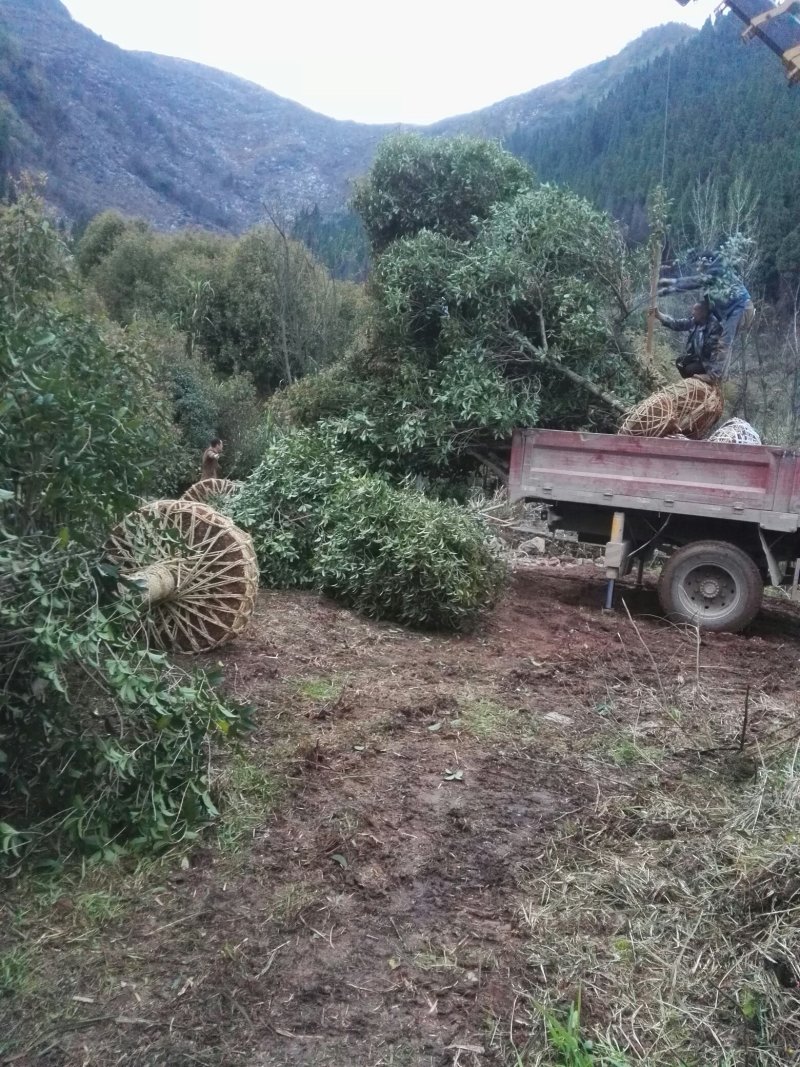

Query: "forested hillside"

xmin=0 ymin=0 xmax=691 ymax=248
xmin=509 ymin=13 xmax=800 ymax=289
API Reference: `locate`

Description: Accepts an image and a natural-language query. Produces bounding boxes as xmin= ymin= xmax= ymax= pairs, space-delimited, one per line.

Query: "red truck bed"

xmin=508 ymin=429 xmax=800 ymax=533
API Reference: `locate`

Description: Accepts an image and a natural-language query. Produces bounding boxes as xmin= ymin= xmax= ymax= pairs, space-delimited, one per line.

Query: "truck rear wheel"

xmin=658 ymin=540 xmax=763 ymax=632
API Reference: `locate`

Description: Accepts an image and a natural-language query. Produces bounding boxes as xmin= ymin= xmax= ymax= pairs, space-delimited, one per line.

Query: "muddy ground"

xmin=3 ymin=563 xmax=800 ymax=1066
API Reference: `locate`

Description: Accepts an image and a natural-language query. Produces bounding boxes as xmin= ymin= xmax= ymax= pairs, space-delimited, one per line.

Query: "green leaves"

xmin=227 ymin=429 xmax=507 ymax=631
xmin=352 ymin=133 xmax=534 ymax=253
xmin=0 ymin=193 xmax=250 ymax=869
xmin=283 ymin=141 xmax=647 ymax=485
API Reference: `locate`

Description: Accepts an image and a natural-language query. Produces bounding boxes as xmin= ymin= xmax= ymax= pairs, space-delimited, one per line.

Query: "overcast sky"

xmin=61 ymin=0 xmax=720 ymax=125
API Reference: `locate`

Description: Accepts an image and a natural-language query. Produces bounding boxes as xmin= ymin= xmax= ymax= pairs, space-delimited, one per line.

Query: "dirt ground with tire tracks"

xmin=3 ymin=562 xmax=800 ymax=1066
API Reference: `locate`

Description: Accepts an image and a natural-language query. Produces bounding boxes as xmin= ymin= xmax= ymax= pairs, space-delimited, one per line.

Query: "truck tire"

xmin=658 ymin=540 xmax=763 ymax=632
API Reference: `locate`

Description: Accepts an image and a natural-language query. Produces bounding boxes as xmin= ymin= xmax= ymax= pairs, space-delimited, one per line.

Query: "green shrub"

xmin=227 ymin=430 xmax=355 ymax=588
xmin=0 ymin=191 xmax=249 ymax=867
xmin=116 ymin=322 xmax=273 ymax=496
xmin=227 ymin=430 xmax=506 ymax=630
xmin=316 ymin=474 xmax=507 ymax=630
xmin=79 ymin=211 xmax=364 ymax=396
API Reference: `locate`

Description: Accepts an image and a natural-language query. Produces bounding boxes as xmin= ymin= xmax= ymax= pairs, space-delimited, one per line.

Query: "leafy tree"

xmin=276 ymin=139 xmax=649 ymax=483
xmin=78 ymin=212 xmax=363 ymax=394
xmin=74 ymin=209 xmax=136 ymax=276
xmin=352 ymin=133 xmax=534 ymax=253
xmin=196 ymin=224 xmax=361 ymax=391
xmin=87 ymin=223 xmax=169 ymax=324
xmin=0 ymin=191 xmax=248 ymax=866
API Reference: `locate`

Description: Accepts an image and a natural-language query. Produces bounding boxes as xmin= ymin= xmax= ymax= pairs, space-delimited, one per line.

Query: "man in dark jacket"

xmin=658 ymin=238 xmax=755 ymax=380
xmin=201 ymin=438 xmax=223 ymax=480
xmin=655 ymin=301 xmax=723 ymax=380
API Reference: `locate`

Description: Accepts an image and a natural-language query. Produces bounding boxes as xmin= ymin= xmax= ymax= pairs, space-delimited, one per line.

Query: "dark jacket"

xmin=659 ymin=312 xmax=723 ymax=378
xmin=659 ymin=247 xmax=751 ymax=315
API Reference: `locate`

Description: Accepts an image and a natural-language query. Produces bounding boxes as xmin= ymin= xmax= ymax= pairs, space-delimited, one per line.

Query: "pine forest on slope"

xmin=510 ymin=13 xmax=800 ymax=292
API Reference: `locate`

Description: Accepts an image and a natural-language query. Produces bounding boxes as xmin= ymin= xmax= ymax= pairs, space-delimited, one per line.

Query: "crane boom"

xmin=676 ymin=0 xmax=800 ymax=83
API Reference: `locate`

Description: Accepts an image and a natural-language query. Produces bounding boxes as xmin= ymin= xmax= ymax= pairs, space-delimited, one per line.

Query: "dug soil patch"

xmin=3 ymin=566 xmax=800 ymax=1065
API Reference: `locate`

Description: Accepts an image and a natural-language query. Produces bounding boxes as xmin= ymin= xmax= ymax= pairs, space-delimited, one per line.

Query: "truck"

xmin=508 ymin=428 xmax=800 ymax=631
xmin=505 ymin=0 xmax=800 ymax=634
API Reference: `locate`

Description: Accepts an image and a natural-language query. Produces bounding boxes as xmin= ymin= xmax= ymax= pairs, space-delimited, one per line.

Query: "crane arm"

xmin=676 ymin=0 xmax=800 ymax=83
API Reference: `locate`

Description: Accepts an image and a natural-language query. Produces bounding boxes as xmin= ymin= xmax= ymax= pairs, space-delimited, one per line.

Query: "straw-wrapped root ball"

xmin=105 ymin=499 xmax=259 ymax=653
xmin=181 ymin=478 xmax=243 ymax=506
xmin=706 ymin=418 xmax=761 ymax=445
xmin=618 ymin=379 xmax=724 ymax=439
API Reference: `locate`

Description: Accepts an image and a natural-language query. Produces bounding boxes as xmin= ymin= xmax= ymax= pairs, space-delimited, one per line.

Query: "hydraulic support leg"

xmin=603 ymin=511 xmax=629 ymax=612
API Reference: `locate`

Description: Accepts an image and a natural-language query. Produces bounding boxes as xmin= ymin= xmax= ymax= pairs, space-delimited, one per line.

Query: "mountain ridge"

xmin=0 ymin=0 xmax=694 ymax=230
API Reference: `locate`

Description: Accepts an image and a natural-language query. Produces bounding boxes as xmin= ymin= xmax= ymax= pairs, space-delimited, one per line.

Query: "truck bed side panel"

xmin=509 ymin=429 xmax=800 ymax=530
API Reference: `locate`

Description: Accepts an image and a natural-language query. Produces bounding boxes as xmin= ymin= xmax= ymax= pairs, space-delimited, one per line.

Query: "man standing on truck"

xmin=654 ymin=300 xmax=723 ymax=381
xmin=658 ymin=235 xmax=755 ymax=381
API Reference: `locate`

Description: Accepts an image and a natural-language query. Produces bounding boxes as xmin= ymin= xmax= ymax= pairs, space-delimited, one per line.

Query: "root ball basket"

xmin=105 ymin=499 xmax=259 ymax=653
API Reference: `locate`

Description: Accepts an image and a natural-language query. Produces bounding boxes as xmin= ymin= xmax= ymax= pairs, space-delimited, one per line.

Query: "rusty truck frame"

xmin=508 ymin=428 xmax=800 ymax=631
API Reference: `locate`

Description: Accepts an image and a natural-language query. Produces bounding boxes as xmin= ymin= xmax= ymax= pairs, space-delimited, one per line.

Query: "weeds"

xmin=458 ymin=697 xmax=538 ymax=741
xmin=513 ymin=748 xmax=800 ymax=1065
xmin=604 ymin=734 xmax=662 ymax=768
xmin=0 ymin=948 xmax=31 ymax=997
xmin=74 ymin=890 xmax=126 ymax=925
xmin=215 ymin=750 xmax=282 ymax=852
xmin=270 ymin=881 xmax=323 ymax=923
xmin=411 ymin=945 xmax=461 ymax=972
xmin=296 ymin=676 xmax=344 ymax=702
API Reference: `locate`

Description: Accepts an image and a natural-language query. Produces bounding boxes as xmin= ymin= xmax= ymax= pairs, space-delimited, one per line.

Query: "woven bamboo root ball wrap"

xmin=105 ymin=499 xmax=259 ymax=653
xmin=618 ymin=379 xmax=724 ymax=439
xmin=706 ymin=418 xmax=761 ymax=445
xmin=181 ymin=478 xmax=243 ymax=505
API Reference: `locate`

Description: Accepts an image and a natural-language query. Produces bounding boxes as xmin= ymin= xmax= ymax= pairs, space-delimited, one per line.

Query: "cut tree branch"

xmin=507 ymin=329 xmax=627 ymax=415
xmin=466 ymin=448 xmax=509 ymax=484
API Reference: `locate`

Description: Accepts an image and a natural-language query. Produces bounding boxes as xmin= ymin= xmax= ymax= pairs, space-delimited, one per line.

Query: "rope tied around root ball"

xmin=105 ymin=499 xmax=259 ymax=653
xmin=619 ymin=379 xmax=724 ymax=439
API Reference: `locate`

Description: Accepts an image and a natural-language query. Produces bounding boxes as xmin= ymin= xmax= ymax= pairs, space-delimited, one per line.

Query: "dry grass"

xmin=489 ymin=627 xmax=800 ymax=1067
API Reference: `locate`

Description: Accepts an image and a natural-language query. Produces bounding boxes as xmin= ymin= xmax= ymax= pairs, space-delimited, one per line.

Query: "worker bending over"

xmin=654 ymin=300 xmax=722 ymax=381
xmin=658 ymin=236 xmax=755 ymax=381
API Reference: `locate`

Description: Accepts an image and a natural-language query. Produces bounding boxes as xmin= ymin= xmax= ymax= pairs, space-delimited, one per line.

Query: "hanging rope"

xmin=661 ymin=49 xmax=672 ymax=185
xmin=644 ymin=51 xmax=674 ymax=370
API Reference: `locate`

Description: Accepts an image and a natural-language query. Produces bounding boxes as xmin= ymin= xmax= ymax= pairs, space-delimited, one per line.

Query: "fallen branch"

xmin=466 ymin=448 xmax=508 ymax=484
xmin=505 ymin=331 xmax=628 ymax=415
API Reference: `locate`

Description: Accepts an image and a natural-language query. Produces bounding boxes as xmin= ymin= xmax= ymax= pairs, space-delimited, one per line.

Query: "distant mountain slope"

xmin=433 ymin=23 xmax=695 ymax=139
xmin=0 ymin=0 xmax=397 ymax=228
xmin=0 ymin=0 xmax=694 ymax=231
xmin=509 ymin=14 xmax=800 ymax=282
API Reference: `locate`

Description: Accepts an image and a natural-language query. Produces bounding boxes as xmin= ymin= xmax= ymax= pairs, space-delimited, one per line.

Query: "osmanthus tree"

xmin=0 ymin=191 xmax=249 ymax=866
xmin=274 ymin=134 xmax=652 ymax=482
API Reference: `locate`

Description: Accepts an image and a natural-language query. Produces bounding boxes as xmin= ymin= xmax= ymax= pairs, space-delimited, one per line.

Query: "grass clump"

xmin=604 ymin=734 xmax=663 ymax=768
xmin=270 ymin=881 xmax=323 ymax=923
xmin=459 ymin=697 xmax=538 ymax=741
xmin=227 ymin=429 xmax=507 ymax=631
xmin=73 ymin=891 xmax=127 ymax=926
xmin=216 ymin=751 xmax=283 ymax=852
xmin=0 ymin=948 xmax=32 ymax=998
xmin=296 ymin=677 xmax=344 ymax=702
